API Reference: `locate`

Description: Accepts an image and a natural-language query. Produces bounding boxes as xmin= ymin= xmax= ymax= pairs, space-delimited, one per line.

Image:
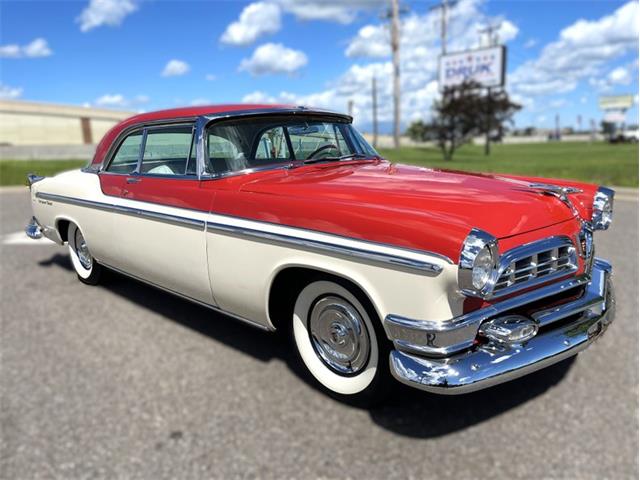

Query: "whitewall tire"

xmin=67 ymin=223 xmax=102 ymax=285
xmin=291 ymin=279 xmax=390 ymax=404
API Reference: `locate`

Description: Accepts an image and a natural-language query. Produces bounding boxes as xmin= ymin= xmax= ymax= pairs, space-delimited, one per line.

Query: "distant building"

xmin=0 ymin=99 xmax=133 ymax=146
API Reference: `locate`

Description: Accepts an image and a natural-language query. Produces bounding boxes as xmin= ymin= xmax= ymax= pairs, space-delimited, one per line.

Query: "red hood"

xmin=219 ymin=160 xmax=589 ymax=262
xmin=241 ymin=161 xmax=578 ymax=236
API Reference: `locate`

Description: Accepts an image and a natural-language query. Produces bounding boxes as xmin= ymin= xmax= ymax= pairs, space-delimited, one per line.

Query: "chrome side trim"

xmin=34 ymin=192 xmax=450 ymax=272
xmin=389 ymin=261 xmax=614 ymax=394
xmin=206 ymin=221 xmax=444 ymax=276
xmin=35 ymin=192 xmax=205 ymax=231
xmin=384 ymin=272 xmax=592 ymax=356
xmin=100 ymin=261 xmax=271 ymax=331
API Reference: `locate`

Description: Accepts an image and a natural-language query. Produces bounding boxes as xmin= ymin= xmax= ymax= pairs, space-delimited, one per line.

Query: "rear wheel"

xmin=290 ymin=278 xmax=391 ymax=406
xmin=67 ymin=223 xmax=102 ymax=285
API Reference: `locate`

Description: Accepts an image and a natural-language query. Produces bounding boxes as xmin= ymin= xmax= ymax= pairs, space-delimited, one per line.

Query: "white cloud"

xmin=205 ymin=74 xmax=217 ymax=81
xmin=345 ymin=25 xmax=390 ymax=58
xmin=95 ymin=94 xmax=128 ymax=107
xmin=510 ymin=1 xmax=638 ymax=100
xmin=497 ymin=20 xmax=519 ymax=43
xmin=346 ymin=3 xmax=517 ymax=59
xmin=239 ymin=43 xmax=307 ymax=75
xmin=93 ymin=93 xmax=148 ymax=108
xmin=190 ymin=98 xmax=211 ymax=106
xmin=162 ymin=59 xmax=190 ymax=77
xmin=549 ymin=98 xmax=568 ymax=108
xmin=523 ymin=38 xmax=538 ymax=49
xmin=220 ymin=2 xmax=281 ymax=46
xmin=277 ymin=0 xmax=384 ymax=24
xmin=588 ymin=64 xmax=635 ymax=92
xmin=0 ymin=83 xmax=23 ymax=99
xmin=0 ymin=38 xmax=52 ymax=58
xmin=608 ymin=66 xmax=632 ymax=85
xmin=240 ymin=0 xmax=521 ymax=128
xmin=242 ymin=91 xmax=277 ymax=103
xmin=560 ymin=1 xmax=639 ymax=47
xmin=77 ymin=0 xmax=138 ymax=32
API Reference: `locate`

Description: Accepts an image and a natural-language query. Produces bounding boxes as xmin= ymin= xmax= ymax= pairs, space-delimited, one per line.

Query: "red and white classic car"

xmin=26 ymin=104 xmax=615 ymax=403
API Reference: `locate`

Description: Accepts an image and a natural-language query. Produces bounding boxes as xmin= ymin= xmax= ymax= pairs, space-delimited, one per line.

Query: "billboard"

xmin=598 ymin=95 xmax=634 ymax=110
xmin=439 ymin=46 xmax=506 ymax=90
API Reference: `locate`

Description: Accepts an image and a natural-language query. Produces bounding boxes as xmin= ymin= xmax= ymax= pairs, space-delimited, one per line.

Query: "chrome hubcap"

xmin=308 ymin=296 xmax=370 ymax=375
xmin=74 ymin=229 xmax=92 ymax=270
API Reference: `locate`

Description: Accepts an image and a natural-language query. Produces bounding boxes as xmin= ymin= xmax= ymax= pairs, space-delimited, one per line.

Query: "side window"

xmin=255 ymin=127 xmax=290 ymax=160
xmin=140 ymin=126 xmax=194 ymax=176
xmin=107 ymin=132 xmax=142 ymax=174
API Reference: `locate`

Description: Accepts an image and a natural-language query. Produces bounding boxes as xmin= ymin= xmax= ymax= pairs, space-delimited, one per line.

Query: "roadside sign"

xmin=599 ymin=95 xmax=634 ymax=110
xmin=439 ymin=46 xmax=506 ymax=90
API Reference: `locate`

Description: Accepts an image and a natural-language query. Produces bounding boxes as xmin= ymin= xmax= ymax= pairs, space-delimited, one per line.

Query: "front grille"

xmin=493 ymin=237 xmax=578 ymax=296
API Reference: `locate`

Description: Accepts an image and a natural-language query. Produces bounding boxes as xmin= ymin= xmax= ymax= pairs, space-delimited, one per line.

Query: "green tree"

xmin=429 ymin=81 xmax=482 ymax=161
xmin=406 ymin=81 xmax=521 ymax=161
xmin=476 ymin=88 xmax=521 ymax=155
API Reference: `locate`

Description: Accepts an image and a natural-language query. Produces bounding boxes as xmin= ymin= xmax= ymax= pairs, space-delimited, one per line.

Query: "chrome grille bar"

xmin=491 ymin=236 xmax=578 ymax=299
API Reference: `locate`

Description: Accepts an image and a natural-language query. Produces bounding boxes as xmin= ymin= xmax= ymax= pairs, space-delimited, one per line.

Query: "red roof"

xmin=90 ymin=103 xmax=298 ymax=166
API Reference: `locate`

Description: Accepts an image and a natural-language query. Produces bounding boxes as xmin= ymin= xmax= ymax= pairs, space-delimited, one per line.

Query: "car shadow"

xmin=367 ymin=356 xmax=575 ymax=438
xmin=39 ymin=253 xmax=577 ymax=438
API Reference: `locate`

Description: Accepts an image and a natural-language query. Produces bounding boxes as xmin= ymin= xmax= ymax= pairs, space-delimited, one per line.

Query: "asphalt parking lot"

xmin=1 ymin=187 xmax=638 ymax=479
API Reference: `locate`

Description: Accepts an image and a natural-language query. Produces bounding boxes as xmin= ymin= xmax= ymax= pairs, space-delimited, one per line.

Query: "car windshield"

xmin=205 ymin=116 xmax=378 ymax=175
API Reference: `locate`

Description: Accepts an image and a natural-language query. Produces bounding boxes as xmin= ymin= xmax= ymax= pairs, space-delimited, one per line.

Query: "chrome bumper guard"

xmin=388 ymin=259 xmax=614 ymax=394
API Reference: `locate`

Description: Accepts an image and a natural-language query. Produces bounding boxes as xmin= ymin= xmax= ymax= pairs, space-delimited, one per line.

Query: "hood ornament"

xmin=528 ymin=183 xmax=582 ymax=215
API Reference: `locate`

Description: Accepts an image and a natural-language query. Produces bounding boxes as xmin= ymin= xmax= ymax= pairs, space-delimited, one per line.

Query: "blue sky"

xmin=1 ymin=0 xmax=638 ymax=132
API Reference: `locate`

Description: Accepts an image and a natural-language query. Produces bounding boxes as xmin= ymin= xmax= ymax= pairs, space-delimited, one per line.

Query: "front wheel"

xmin=290 ymin=279 xmax=391 ymax=406
xmin=67 ymin=223 xmax=102 ymax=285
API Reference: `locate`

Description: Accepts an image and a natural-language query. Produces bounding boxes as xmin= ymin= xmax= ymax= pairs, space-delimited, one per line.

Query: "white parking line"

xmin=2 ymin=231 xmax=56 ymax=246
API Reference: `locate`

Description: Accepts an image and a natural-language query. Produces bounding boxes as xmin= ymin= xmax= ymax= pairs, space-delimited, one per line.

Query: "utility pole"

xmin=430 ymin=0 xmax=458 ymax=55
xmin=478 ymin=22 xmax=501 ymax=155
xmin=390 ymin=0 xmax=401 ymax=148
xmin=478 ymin=22 xmax=501 ymax=47
xmin=372 ymin=75 xmax=379 ymax=148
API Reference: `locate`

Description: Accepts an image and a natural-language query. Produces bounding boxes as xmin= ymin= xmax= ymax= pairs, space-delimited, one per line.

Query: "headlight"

xmin=592 ymin=186 xmax=615 ymax=230
xmin=458 ymin=228 xmax=499 ymax=297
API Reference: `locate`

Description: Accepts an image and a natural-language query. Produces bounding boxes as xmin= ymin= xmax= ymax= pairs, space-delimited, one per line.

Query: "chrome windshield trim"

xmin=34 ymin=192 xmax=452 ymax=269
xmin=206 ymin=221 xmax=445 ymax=276
xmin=197 ymin=108 xmax=355 ymax=180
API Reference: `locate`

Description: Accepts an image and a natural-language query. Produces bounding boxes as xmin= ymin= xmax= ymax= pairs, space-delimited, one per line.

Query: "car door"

xmin=99 ymin=124 xmax=215 ymax=305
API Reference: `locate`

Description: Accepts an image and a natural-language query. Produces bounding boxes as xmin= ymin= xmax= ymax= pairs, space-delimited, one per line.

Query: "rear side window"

xmin=141 ymin=126 xmax=194 ymax=176
xmin=107 ymin=132 xmax=142 ymax=174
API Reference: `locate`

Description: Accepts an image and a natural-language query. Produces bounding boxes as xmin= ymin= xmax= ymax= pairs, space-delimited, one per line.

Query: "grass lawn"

xmin=0 ymin=141 xmax=637 ymax=187
xmin=0 ymin=160 xmax=86 ymax=186
xmin=379 ymin=141 xmax=638 ymax=187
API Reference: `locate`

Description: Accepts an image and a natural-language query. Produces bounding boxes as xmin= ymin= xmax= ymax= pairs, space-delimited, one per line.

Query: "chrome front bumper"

xmin=388 ymin=259 xmax=614 ymax=394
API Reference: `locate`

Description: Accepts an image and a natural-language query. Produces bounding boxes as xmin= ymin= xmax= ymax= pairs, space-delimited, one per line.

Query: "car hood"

xmin=240 ymin=161 xmax=577 ymax=239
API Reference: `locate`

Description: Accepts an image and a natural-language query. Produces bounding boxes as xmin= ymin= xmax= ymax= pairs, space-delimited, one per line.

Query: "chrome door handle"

xmin=126 ymin=177 xmax=140 ymax=184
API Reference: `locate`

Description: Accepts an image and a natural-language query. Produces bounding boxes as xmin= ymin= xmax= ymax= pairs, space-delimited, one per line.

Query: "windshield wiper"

xmin=303 ymin=153 xmax=369 ymax=165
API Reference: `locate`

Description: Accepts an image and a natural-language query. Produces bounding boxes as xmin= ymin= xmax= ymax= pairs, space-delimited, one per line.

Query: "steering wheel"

xmin=306 ymin=144 xmax=340 ymax=160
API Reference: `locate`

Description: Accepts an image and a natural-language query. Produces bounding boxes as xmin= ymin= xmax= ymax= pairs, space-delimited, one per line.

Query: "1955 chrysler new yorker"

xmin=26 ymin=104 xmax=615 ymax=403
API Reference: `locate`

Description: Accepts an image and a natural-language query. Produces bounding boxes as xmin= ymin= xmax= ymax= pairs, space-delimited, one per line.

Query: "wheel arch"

xmin=266 ymin=262 xmax=384 ymax=333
